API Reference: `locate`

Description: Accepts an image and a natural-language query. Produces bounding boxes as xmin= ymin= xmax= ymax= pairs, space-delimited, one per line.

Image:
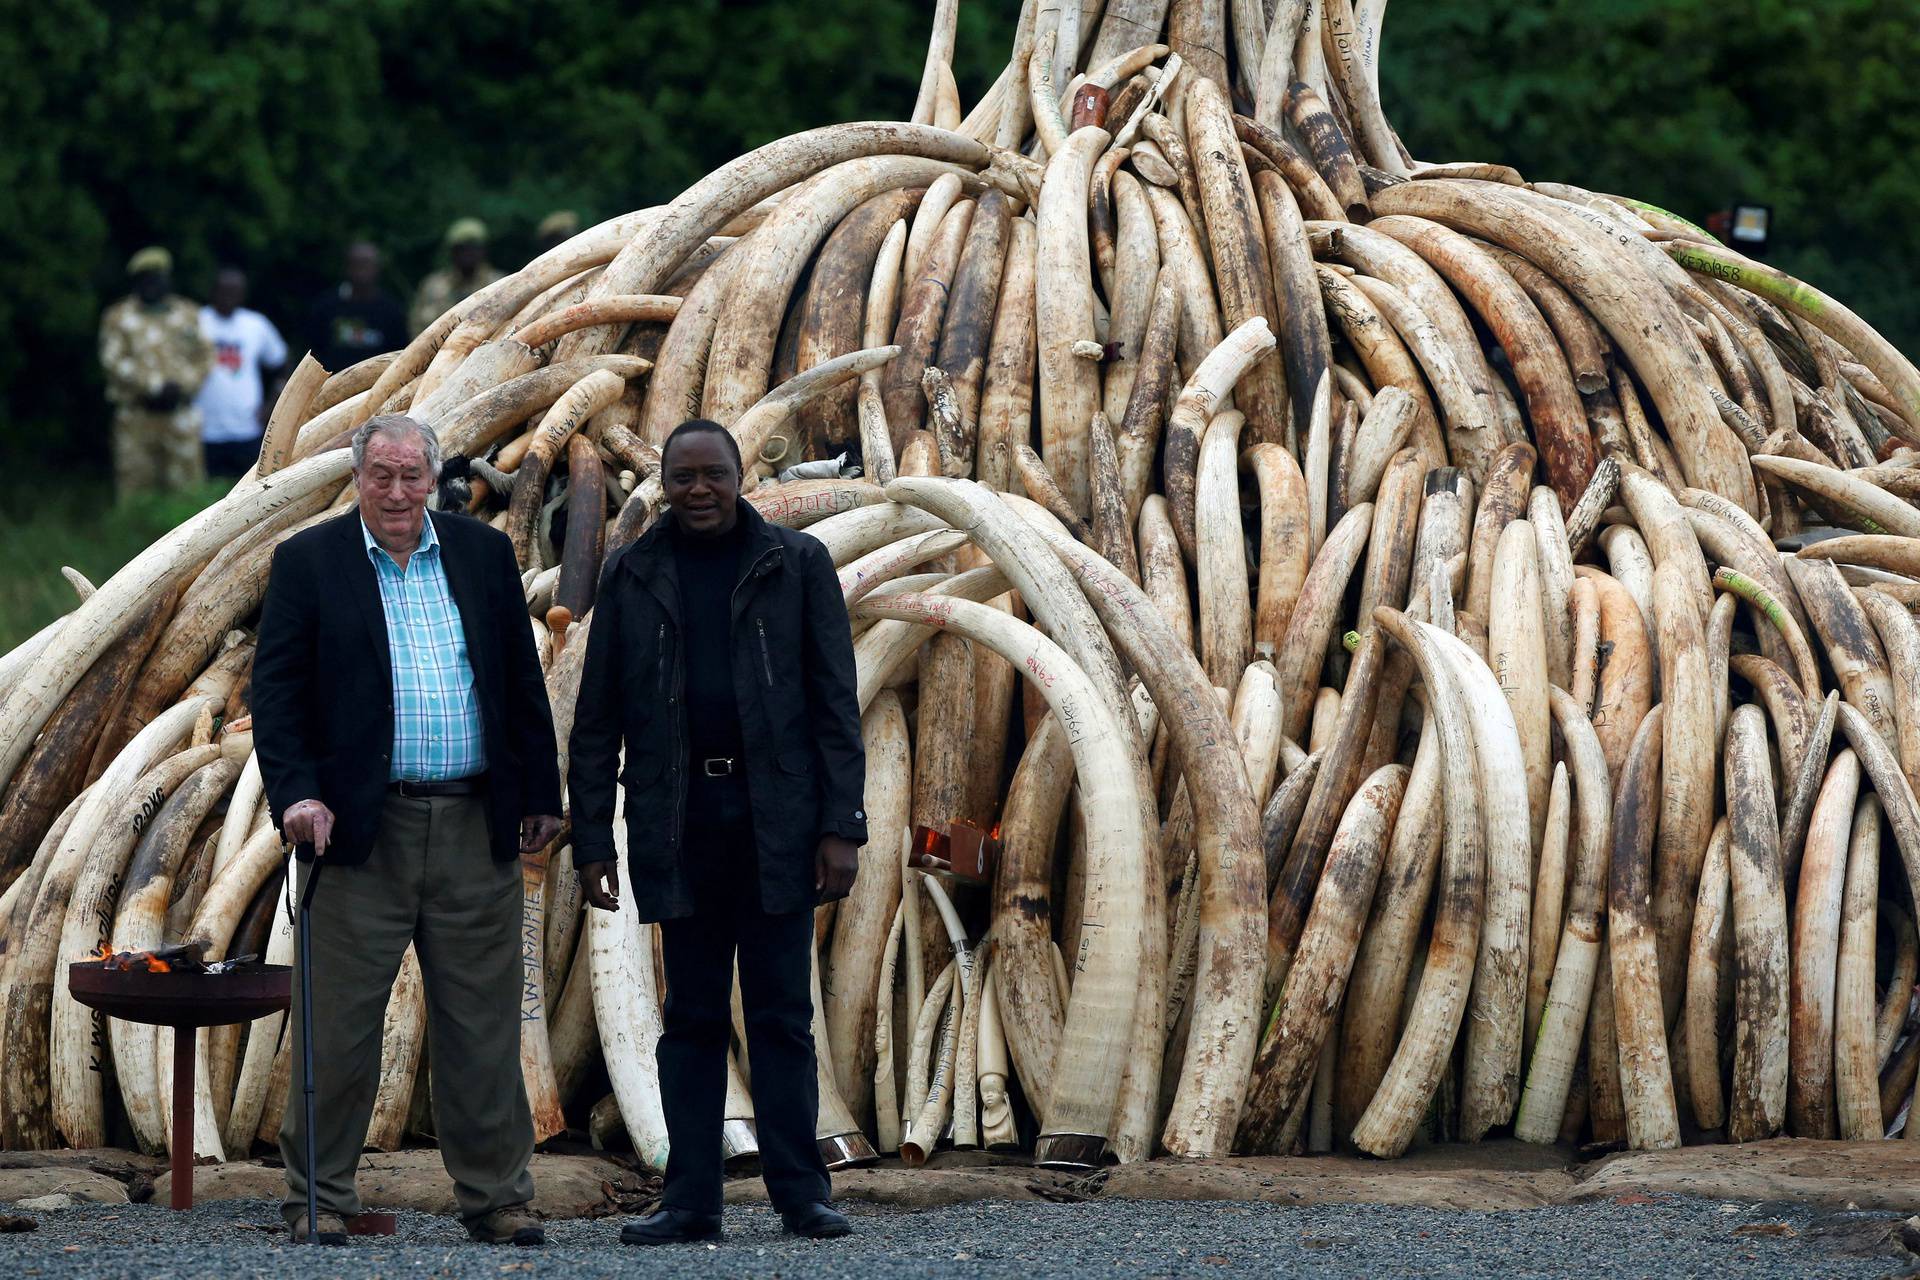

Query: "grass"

xmin=0 ymin=477 xmax=230 ymax=653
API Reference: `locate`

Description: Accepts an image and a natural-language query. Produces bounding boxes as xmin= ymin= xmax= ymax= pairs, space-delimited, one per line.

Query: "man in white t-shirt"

xmin=197 ymin=267 xmax=289 ymax=476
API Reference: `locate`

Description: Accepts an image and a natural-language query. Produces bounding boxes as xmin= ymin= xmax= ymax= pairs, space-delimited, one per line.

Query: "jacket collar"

xmin=331 ymin=508 xmax=489 ymax=699
xmin=625 ymin=497 xmax=780 ymax=576
xmin=623 ymin=498 xmax=783 ymax=622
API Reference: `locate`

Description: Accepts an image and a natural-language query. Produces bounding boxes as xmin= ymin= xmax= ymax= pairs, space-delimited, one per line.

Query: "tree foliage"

xmin=2 ymin=0 xmax=1916 ymax=477
xmin=1380 ymin=0 xmax=1920 ymax=372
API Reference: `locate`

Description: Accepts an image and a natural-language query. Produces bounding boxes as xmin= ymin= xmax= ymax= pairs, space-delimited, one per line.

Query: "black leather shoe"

xmin=781 ymin=1202 xmax=851 ymax=1239
xmin=620 ymin=1207 xmax=723 ymax=1245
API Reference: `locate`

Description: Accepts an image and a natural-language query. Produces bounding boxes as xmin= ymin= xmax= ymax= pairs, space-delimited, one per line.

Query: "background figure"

xmin=195 ymin=266 xmax=288 ymax=477
xmin=410 ymin=218 xmax=501 ymax=334
xmin=98 ymin=245 xmax=213 ymax=500
xmin=534 ymin=209 xmax=579 ymax=255
xmin=309 ymin=241 xmax=407 ymax=378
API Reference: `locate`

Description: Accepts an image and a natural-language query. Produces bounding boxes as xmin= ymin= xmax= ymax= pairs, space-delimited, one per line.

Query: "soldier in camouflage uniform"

xmin=409 ymin=218 xmax=503 ymax=335
xmin=100 ymin=246 xmax=214 ymax=499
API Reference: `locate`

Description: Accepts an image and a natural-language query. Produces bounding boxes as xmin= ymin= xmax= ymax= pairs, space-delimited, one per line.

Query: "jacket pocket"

xmin=619 ymin=749 xmax=668 ymax=787
xmin=775 ymin=748 xmax=813 ymax=777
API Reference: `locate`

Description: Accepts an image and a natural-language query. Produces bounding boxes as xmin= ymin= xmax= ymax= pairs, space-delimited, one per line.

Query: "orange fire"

xmin=91 ymin=944 xmax=173 ymax=972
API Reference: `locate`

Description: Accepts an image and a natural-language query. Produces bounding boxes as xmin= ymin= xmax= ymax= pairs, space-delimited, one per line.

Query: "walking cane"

xmin=289 ymin=846 xmax=323 ymax=1244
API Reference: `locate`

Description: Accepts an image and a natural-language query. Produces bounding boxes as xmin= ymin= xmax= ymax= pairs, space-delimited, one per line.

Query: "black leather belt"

xmin=390 ymin=775 xmax=486 ymax=797
xmin=698 ymin=756 xmax=739 ymax=777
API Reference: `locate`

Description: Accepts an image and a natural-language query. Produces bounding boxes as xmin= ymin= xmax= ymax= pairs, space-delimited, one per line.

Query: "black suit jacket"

xmin=252 ymin=509 xmax=562 ymax=865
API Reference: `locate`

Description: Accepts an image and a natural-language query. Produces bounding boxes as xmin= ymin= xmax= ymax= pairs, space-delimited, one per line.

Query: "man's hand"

xmin=520 ymin=813 xmax=563 ymax=854
xmin=816 ymin=835 xmax=860 ymax=901
xmin=580 ymin=860 xmax=620 ymax=912
xmin=143 ymin=381 xmax=184 ymax=412
xmin=283 ymin=799 xmax=336 ymax=857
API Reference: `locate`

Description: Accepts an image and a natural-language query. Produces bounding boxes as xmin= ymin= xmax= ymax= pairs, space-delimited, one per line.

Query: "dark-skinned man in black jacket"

xmin=569 ymin=418 xmax=866 ymax=1244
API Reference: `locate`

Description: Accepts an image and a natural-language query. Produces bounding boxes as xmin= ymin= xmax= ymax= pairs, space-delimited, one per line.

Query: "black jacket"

xmin=567 ymin=501 xmax=868 ymax=921
xmin=252 ymin=510 xmax=562 ymax=864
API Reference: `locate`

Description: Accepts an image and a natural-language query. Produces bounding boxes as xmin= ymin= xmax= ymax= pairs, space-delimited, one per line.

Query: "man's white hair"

xmin=351 ymin=414 xmax=443 ymax=478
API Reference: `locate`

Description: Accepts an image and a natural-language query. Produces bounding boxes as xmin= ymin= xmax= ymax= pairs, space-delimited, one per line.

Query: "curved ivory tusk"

xmin=1834 ymin=794 xmax=1885 ymax=1139
xmin=1196 ymin=410 xmax=1253 ymax=688
xmin=1753 ymin=455 xmax=1920 ymax=538
xmin=855 ymin=592 xmax=1150 ymax=1168
xmin=1681 ymin=820 xmax=1732 ymax=1131
xmin=1186 ymin=77 xmax=1289 ymax=447
xmin=1163 ymin=318 xmax=1279 ymax=564
xmin=1609 ymin=704 xmax=1680 ymax=1150
xmin=1789 ymin=748 xmax=1860 ymax=1137
xmin=1273 ymin=503 xmax=1374 ymax=742
xmin=1244 ymin=444 xmax=1310 ymax=657
xmin=590 ymin=801 xmax=672 ymax=1173
xmin=1725 ymin=703 xmax=1789 ymax=1143
xmin=1513 ymin=687 xmax=1613 ymax=1143
xmin=1011 ymin=500 xmax=1266 ymax=1157
xmin=1783 ymin=556 xmax=1899 ymax=753
xmin=1525 ymin=763 xmax=1572 ymax=1051
xmin=1340 ymin=712 xmax=1443 ymax=1135
xmin=1349 ymin=610 xmax=1485 ymax=1159
xmin=1648 ymin=560 xmax=1716 ymax=1023
xmin=1239 ymin=762 xmax=1408 ymax=1151
xmin=1035 ymin=127 xmax=1110 ymax=515
xmin=1427 ymin=626 xmax=1531 ymax=1138
xmin=839 ymin=529 xmax=972 ymax=606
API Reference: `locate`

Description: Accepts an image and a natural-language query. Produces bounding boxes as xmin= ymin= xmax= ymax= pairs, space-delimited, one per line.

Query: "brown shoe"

xmin=467 ymin=1204 xmax=545 ymax=1246
xmin=291 ymin=1211 xmax=349 ymax=1245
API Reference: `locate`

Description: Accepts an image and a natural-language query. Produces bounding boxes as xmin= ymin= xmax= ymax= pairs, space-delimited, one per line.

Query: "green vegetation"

xmin=1379 ymin=0 xmax=1920 ymax=385
xmin=0 ymin=480 xmax=227 ymax=651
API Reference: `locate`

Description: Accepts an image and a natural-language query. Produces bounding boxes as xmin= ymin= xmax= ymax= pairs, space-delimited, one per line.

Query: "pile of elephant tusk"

xmin=5 ymin=0 xmax=1920 ymax=1172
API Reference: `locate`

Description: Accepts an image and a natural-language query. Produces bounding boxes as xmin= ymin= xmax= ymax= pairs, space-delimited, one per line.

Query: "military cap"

xmin=444 ymin=218 xmax=489 ymax=247
xmin=536 ymin=210 xmax=580 ymax=240
xmin=126 ymin=246 xmax=172 ymax=276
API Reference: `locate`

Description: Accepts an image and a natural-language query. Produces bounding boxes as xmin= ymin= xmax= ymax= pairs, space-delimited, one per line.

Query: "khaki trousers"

xmin=280 ymin=792 xmax=534 ymax=1226
xmin=111 ymin=407 xmax=204 ymax=499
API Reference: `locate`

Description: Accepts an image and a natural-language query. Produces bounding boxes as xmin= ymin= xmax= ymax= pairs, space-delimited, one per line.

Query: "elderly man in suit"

xmin=252 ymin=414 xmax=562 ymax=1246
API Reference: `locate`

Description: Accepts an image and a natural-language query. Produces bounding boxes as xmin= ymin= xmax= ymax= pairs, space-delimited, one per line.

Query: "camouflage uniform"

xmin=409 ymin=264 xmax=502 ymax=335
xmin=99 ymin=295 xmax=214 ymax=497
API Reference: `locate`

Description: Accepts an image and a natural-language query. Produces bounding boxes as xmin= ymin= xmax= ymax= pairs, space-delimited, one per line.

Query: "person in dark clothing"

xmin=568 ymin=419 xmax=865 ymax=1245
xmin=308 ymin=241 xmax=408 ymax=376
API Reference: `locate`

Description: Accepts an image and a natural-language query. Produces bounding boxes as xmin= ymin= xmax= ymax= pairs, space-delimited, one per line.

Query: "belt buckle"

xmin=703 ymin=757 xmax=735 ymax=777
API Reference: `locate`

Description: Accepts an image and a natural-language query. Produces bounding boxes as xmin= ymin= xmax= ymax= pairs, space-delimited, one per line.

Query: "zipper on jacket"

xmin=730 ymin=546 xmax=781 ymax=621
xmin=656 ymin=623 xmax=668 ymax=696
xmin=756 ymin=618 xmax=774 ymax=687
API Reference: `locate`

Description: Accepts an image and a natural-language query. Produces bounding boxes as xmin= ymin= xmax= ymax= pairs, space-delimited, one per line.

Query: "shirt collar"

xmin=361 ymin=512 xmax=438 ymax=567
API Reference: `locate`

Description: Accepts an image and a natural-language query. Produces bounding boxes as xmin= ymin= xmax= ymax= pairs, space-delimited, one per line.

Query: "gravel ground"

xmin=0 ymin=1195 xmax=1910 ymax=1278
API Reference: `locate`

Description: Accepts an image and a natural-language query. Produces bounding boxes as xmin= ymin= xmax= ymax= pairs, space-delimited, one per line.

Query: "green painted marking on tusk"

xmin=1667 ymin=245 xmax=1826 ymax=319
xmin=1717 ymin=569 xmax=1788 ymax=632
xmin=1617 ymin=198 xmax=1717 ymax=242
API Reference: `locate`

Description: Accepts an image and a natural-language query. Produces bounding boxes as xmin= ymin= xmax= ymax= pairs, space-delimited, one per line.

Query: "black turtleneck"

xmin=672 ymin=516 xmax=748 ymax=760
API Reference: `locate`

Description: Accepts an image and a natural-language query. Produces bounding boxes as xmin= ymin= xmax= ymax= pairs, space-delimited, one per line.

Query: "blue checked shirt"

xmin=362 ymin=517 xmax=488 ymax=782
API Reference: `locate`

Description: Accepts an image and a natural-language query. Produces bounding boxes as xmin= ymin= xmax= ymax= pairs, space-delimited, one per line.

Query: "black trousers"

xmin=657 ymin=771 xmax=830 ymax=1214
